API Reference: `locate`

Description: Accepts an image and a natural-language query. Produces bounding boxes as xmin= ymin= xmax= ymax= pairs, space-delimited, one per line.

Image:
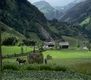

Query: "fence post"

xmin=0 ymin=23 xmax=3 ymax=80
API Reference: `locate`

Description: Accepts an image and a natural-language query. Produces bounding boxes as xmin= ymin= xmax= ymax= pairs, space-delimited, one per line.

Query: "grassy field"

xmin=2 ymin=46 xmax=33 ymax=55
xmin=2 ymin=49 xmax=91 ymax=75
xmin=43 ymin=50 xmax=91 ymax=75
xmin=43 ymin=50 xmax=91 ymax=59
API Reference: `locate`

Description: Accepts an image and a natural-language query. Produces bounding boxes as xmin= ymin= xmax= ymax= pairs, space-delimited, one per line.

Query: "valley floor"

xmin=2 ymin=47 xmax=91 ymax=79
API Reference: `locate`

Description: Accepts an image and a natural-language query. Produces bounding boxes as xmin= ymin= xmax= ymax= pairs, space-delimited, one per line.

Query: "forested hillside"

xmin=0 ymin=0 xmax=90 ymax=44
xmin=59 ymin=0 xmax=91 ymax=39
xmin=0 ymin=0 xmax=53 ymax=41
xmin=60 ymin=0 xmax=91 ymax=23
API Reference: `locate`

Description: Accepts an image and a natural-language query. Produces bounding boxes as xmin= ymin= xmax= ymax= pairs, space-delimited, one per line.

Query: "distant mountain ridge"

xmin=33 ymin=0 xmax=86 ymax=20
xmin=60 ymin=0 xmax=91 ymax=39
xmin=33 ymin=1 xmax=63 ymax=20
xmin=60 ymin=0 xmax=91 ymax=23
xmin=55 ymin=0 xmax=86 ymax=19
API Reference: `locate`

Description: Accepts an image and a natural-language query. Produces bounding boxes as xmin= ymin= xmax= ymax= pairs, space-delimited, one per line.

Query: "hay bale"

xmin=28 ymin=51 xmax=44 ymax=64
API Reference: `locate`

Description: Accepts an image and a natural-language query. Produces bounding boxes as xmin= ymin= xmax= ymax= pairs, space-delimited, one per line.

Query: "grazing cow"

xmin=16 ymin=58 xmax=26 ymax=64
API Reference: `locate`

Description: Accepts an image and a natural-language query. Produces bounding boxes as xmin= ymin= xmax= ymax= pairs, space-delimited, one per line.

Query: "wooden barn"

xmin=43 ymin=41 xmax=55 ymax=49
xmin=59 ymin=42 xmax=69 ymax=49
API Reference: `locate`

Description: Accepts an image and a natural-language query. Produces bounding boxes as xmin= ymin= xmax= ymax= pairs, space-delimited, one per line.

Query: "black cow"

xmin=16 ymin=58 xmax=26 ymax=64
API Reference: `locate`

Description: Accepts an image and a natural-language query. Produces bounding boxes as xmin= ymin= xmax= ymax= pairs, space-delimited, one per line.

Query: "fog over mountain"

xmin=28 ymin=0 xmax=84 ymax=7
xmin=33 ymin=1 xmax=63 ymax=20
xmin=32 ymin=0 xmax=85 ymax=20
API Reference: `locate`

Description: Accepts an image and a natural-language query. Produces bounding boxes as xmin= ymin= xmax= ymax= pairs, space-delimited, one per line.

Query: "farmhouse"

xmin=82 ymin=46 xmax=88 ymax=50
xmin=59 ymin=42 xmax=69 ymax=49
xmin=43 ymin=41 xmax=55 ymax=49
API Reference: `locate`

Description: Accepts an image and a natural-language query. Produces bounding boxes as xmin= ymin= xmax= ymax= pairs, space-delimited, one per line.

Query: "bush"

xmin=25 ymin=64 xmax=67 ymax=71
xmin=23 ymin=39 xmax=36 ymax=46
xmin=46 ymin=55 xmax=52 ymax=60
xmin=54 ymin=66 xmax=67 ymax=72
xmin=2 ymin=63 xmax=68 ymax=71
xmin=39 ymin=47 xmax=44 ymax=52
xmin=25 ymin=65 xmax=39 ymax=70
xmin=39 ymin=65 xmax=52 ymax=71
xmin=3 ymin=64 xmax=19 ymax=70
xmin=2 ymin=37 xmax=18 ymax=46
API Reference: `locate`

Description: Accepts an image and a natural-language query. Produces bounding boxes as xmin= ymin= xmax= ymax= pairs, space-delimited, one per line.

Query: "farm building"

xmin=43 ymin=41 xmax=55 ymax=49
xmin=82 ymin=46 xmax=88 ymax=50
xmin=59 ymin=42 xmax=69 ymax=49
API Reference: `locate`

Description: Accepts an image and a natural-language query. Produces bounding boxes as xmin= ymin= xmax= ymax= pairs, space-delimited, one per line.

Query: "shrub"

xmin=2 ymin=63 xmax=67 ymax=71
xmin=24 ymin=64 xmax=52 ymax=71
xmin=23 ymin=39 xmax=36 ymax=46
xmin=39 ymin=47 xmax=44 ymax=52
xmin=2 ymin=37 xmax=18 ymax=46
xmin=54 ymin=66 xmax=67 ymax=72
xmin=25 ymin=64 xmax=67 ymax=71
xmin=3 ymin=64 xmax=19 ymax=70
xmin=25 ymin=65 xmax=40 ymax=70
xmin=39 ymin=65 xmax=52 ymax=71
xmin=46 ymin=55 xmax=52 ymax=60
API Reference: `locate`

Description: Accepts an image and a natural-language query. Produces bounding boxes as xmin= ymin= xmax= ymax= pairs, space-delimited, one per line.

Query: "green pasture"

xmin=43 ymin=50 xmax=91 ymax=59
xmin=2 ymin=46 xmax=33 ymax=55
xmin=2 ymin=49 xmax=91 ymax=75
xmin=43 ymin=50 xmax=91 ymax=75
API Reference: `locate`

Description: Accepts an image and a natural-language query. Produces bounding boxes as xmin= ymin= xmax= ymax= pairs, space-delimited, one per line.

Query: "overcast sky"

xmin=28 ymin=0 xmax=76 ymax=6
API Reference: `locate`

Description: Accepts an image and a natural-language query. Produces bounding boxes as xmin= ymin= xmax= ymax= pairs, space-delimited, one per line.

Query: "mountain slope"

xmin=60 ymin=0 xmax=91 ymax=23
xmin=0 ymin=0 xmax=53 ymax=41
xmin=0 ymin=21 xmax=26 ymax=41
xmin=33 ymin=1 xmax=63 ymax=20
xmin=80 ymin=17 xmax=91 ymax=39
xmin=0 ymin=0 xmax=89 ymax=46
xmin=55 ymin=0 xmax=83 ymax=13
xmin=60 ymin=0 xmax=91 ymax=39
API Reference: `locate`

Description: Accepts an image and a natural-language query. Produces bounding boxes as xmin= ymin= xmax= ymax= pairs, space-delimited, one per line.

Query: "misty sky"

xmin=28 ymin=0 xmax=76 ymax=6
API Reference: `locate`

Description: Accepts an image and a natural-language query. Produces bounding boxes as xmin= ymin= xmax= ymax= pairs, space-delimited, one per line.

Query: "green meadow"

xmin=43 ymin=50 xmax=91 ymax=75
xmin=43 ymin=50 xmax=91 ymax=59
xmin=2 ymin=47 xmax=91 ymax=75
xmin=2 ymin=46 xmax=33 ymax=55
